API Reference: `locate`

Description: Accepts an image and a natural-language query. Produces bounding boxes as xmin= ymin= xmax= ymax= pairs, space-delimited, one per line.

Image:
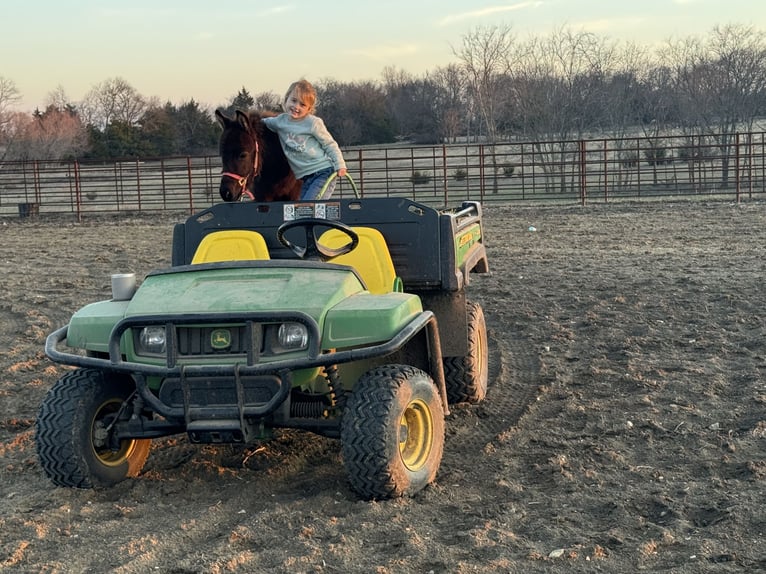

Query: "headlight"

xmin=139 ymin=326 xmax=166 ymax=354
xmin=277 ymin=322 xmax=308 ymax=350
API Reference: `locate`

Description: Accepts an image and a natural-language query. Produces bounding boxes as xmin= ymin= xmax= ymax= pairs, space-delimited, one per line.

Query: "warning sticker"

xmin=283 ymin=203 xmax=341 ymax=221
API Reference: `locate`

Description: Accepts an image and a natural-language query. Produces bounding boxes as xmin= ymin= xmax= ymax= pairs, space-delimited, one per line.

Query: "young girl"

xmin=262 ymin=79 xmax=347 ymax=200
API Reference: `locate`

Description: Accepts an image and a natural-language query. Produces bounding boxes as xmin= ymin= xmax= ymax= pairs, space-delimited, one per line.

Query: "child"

xmin=262 ymin=79 xmax=347 ymax=200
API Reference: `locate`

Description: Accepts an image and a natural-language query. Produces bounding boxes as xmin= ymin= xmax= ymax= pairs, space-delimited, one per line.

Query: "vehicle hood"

xmin=126 ymin=264 xmax=364 ymax=319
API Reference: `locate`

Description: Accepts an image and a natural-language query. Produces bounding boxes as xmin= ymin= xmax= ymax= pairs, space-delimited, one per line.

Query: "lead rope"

xmin=316 ymin=172 xmax=361 ymax=200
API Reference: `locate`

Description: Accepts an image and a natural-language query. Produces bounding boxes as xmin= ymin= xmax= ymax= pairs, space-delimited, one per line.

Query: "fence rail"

xmin=2 ymin=131 xmax=765 ymax=218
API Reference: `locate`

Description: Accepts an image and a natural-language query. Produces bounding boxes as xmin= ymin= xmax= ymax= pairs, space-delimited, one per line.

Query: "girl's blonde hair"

xmin=284 ymin=79 xmax=317 ymax=114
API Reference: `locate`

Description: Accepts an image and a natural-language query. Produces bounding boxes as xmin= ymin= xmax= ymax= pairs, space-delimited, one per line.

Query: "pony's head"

xmin=215 ymin=109 xmax=261 ymax=202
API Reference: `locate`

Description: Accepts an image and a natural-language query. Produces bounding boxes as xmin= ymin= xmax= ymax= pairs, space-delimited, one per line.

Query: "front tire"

xmin=341 ymin=364 xmax=445 ymax=500
xmin=444 ymin=301 xmax=488 ymax=404
xmin=36 ymin=368 xmax=151 ymax=488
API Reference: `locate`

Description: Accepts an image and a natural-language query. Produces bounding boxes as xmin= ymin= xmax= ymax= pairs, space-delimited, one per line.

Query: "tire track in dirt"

xmin=93 ymin=439 xmax=348 ymax=573
xmin=444 ymin=328 xmax=541 ymax=463
xmin=0 ymin=304 xmax=28 ymax=356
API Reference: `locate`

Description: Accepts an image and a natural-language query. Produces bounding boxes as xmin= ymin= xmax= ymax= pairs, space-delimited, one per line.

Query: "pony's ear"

xmin=235 ymin=110 xmax=252 ymax=133
xmin=214 ymin=109 xmax=231 ymax=127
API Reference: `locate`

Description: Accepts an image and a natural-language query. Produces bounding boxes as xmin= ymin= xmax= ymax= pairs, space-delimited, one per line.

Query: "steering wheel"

xmin=277 ymin=218 xmax=359 ymax=261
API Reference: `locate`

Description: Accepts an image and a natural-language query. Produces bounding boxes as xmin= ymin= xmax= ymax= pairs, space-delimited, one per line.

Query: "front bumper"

xmin=45 ymin=310 xmax=448 ymax=418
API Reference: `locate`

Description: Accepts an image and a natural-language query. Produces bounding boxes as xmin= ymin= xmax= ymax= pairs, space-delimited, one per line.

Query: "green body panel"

xmin=323 ymin=292 xmax=423 ymax=348
xmin=66 ymin=300 xmax=130 ymax=353
xmin=454 ymin=222 xmax=482 ymax=269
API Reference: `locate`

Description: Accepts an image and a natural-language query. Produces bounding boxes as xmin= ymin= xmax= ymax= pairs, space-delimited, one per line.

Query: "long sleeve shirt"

xmin=262 ymin=114 xmax=346 ymax=179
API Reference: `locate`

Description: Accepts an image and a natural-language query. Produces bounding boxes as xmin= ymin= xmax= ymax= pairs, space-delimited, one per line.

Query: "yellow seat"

xmin=320 ymin=227 xmax=399 ymax=294
xmin=191 ymin=230 xmax=270 ymax=264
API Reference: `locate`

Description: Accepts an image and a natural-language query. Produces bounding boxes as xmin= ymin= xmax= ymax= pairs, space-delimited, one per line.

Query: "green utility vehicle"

xmin=37 ymin=198 xmax=489 ymax=499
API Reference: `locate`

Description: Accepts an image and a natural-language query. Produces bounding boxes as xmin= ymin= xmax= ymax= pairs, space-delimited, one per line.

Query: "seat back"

xmin=320 ymin=227 xmax=399 ymax=294
xmin=191 ymin=230 xmax=270 ymax=264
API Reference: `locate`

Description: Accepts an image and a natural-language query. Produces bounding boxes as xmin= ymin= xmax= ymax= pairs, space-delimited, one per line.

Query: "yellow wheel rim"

xmin=398 ymin=399 xmax=433 ymax=471
xmin=477 ymin=320 xmax=487 ymax=377
xmin=91 ymin=399 xmax=136 ymax=467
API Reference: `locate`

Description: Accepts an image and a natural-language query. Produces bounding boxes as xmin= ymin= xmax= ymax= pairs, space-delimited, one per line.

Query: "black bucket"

xmin=18 ymin=203 xmax=39 ymax=218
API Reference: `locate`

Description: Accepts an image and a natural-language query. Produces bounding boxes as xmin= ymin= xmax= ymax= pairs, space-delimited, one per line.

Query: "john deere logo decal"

xmin=210 ymin=329 xmax=231 ymax=350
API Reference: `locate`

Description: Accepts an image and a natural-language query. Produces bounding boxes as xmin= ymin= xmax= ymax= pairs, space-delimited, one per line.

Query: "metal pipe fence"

xmin=2 ymin=131 xmax=764 ymax=219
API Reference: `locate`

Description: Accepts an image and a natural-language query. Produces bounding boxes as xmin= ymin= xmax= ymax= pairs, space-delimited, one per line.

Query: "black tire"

xmin=444 ymin=301 xmax=488 ymax=404
xmin=341 ymin=364 xmax=445 ymax=500
xmin=36 ymin=368 xmax=151 ymax=488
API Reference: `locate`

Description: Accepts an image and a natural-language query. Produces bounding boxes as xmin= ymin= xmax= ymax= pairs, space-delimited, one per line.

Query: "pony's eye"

xmin=238 ymin=152 xmax=248 ymax=160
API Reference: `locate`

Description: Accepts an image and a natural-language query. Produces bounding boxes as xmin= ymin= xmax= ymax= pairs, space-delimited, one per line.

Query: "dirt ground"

xmin=2 ymin=200 xmax=766 ymax=573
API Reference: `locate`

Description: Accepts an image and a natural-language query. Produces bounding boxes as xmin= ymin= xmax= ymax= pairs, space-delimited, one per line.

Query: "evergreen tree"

xmin=225 ymin=87 xmax=255 ymax=114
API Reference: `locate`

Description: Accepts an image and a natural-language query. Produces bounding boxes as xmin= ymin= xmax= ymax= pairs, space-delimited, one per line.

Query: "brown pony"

xmin=215 ymin=109 xmax=301 ymax=202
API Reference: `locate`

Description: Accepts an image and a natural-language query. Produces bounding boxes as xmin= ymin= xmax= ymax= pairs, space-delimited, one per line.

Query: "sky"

xmin=3 ymin=0 xmax=765 ymax=113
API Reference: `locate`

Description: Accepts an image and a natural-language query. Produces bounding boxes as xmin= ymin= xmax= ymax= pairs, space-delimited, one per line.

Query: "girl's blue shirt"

xmin=262 ymin=114 xmax=346 ymax=179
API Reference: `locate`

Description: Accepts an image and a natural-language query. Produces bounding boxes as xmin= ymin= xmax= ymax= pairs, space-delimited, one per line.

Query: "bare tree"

xmin=0 ymin=76 xmax=22 ymax=160
xmin=512 ymin=28 xmax=618 ymax=191
xmin=1 ymin=83 xmax=87 ymax=161
xmin=254 ymin=91 xmax=281 ymax=112
xmin=381 ymin=67 xmax=445 ymax=144
xmin=13 ymin=108 xmax=88 ymax=160
xmin=429 ymin=64 xmax=468 ymax=143
xmin=453 ymin=24 xmax=516 ymax=144
xmin=80 ymin=77 xmax=147 ymax=129
xmin=0 ymin=76 xmax=21 ymax=121
xmin=318 ymin=79 xmax=393 ymax=146
xmin=599 ymin=42 xmax=650 ymax=137
xmin=44 ymin=85 xmax=76 ymax=113
xmin=382 ymin=66 xmax=416 ymax=140
xmin=659 ymin=24 xmax=766 ymax=185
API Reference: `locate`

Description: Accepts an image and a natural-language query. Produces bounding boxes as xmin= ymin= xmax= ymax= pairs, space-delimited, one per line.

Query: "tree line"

xmin=1 ymin=23 xmax=764 ymax=163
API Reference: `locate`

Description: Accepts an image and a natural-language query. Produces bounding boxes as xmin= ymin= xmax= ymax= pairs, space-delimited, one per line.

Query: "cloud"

xmin=347 ymin=43 xmax=420 ymax=61
xmin=258 ymin=5 xmax=295 ymax=16
xmin=437 ymin=1 xmax=543 ymax=27
xmin=571 ymin=16 xmax=647 ymax=34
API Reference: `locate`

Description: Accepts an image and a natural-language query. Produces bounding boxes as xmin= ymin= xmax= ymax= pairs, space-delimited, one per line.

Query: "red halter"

xmin=220 ymin=138 xmax=260 ymax=201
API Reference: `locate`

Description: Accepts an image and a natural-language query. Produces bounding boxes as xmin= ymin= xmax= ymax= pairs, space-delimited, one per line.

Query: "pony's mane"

xmin=244 ymin=109 xmax=279 ymax=136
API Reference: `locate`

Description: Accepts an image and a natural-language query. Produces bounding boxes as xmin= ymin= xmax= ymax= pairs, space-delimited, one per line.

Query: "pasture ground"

xmin=1 ymin=200 xmax=765 ymax=573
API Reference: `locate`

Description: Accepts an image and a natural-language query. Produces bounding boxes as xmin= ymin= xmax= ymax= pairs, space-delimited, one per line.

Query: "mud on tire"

xmin=340 ymin=364 xmax=445 ymax=500
xmin=444 ymin=300 xmax=488 ymax=404
xmin=36 ymin=368 xmax=151 ymax=488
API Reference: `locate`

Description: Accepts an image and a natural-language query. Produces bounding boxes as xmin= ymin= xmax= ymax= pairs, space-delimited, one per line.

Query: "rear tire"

xmin=444 ymin=301 xmax=488 ymax=404
xmin=341 ymin=364 xmax=444 ymax=500
xmin=36 ymin=368 xmax=151 ymax=488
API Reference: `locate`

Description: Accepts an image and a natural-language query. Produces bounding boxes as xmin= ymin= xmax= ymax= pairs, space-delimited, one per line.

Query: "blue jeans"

xmin=300 ymin=168 xmax=336 ymax=200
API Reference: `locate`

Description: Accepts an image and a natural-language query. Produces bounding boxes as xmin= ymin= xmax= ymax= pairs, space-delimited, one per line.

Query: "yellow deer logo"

xmin=210 ymin=329 xmax=232 ymax=350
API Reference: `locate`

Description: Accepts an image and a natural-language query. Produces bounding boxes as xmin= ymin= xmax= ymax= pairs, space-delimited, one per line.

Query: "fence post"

xmin=186 ymin=157 xmax=195 ymax=214
xmin=479 ymin=144 xmax=485 ymax=202
xmin=114 ymin=163 xmax=122 ymax=210
xmin=442 ymin=144 xmax=448 ymax=205
xmin=465 ymin=146 xmax=471 ymax=200
xmin=356 ymin=149 xmax=364 ymax=198
xmin=33 ymin=160 xmax=41 ymax=205
xmin=636 ymin=138 xmax=641 ymax=196
xmin=136 ymin=158 xmax=142 ymax=211
xmin=161 ymin=158 xmax=167 ymax=209
xmin=579 ymin=140 xmax=587 ymax=205
xmin=603 ymin=139 xmax=608 ymax=202
xmin=748 ymin=132 xmax=753 ymax=199
xmin=74 ymin=160 xmax=82 ymax=222
xmin=735 ymin=132 xmax=741 ymax=203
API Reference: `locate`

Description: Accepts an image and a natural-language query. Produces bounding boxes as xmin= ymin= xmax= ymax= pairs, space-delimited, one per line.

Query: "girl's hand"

xmin=338 ymin=168 xmax=347 ymax=177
